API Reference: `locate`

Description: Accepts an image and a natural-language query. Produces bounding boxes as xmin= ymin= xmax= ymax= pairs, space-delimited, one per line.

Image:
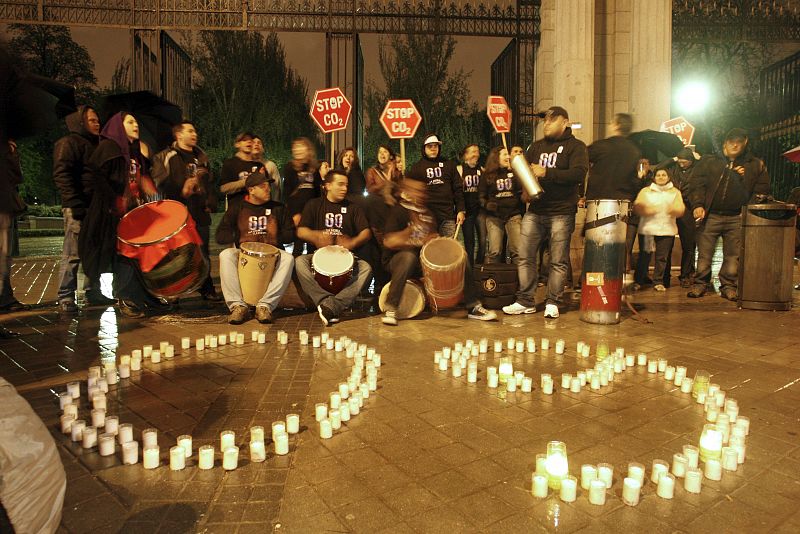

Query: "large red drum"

xmin=117 ymin=200 xmax=209 ymax=298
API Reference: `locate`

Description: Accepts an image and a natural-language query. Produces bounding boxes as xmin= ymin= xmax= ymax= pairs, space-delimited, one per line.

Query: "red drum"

xmin=117 ymin=200 xmax=208 ymax=298
xmin=420 ymin=237 xmax=466 ymax=311
xmin=312 ymin=245 xmax=354 ymax=294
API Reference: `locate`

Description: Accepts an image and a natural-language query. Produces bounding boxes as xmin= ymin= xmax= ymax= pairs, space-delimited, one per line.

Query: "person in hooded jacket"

xmin=406 ymin=134 xmax=465 ymax=239
xmin=458 ymin=144 xmax=485 ymax=265
xmin=52 ymin=105 xmax=114 ymax=313
xmin=503 ymin=106 xmax=589 ymax=319
xmin=79 ymin=111 xmax=164 ymax=318
xmin=480 ymin=146 xmax=524 ymax=263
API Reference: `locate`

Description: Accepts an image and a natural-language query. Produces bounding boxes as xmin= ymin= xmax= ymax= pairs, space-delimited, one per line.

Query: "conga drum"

xmin=312 ymin=245 xmax=354 ymax=294
xmin=580 ymin=199 xmax=629 ymax=324
xmin=378 ymin=279 xmax=427 ymax=319
xmin=420 ymin=237 xmax=466 ymax=311
xmin=238 ymin=242 xmax=280 ymax=306
xmin=117 ymin=200 xmax=208 ymax=298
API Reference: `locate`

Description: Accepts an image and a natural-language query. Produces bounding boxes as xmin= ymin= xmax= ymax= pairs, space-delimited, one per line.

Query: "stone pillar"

xmin=629 ymin=0 xmax=672 ymax=131
xmin=553 ymin=0 xmax=595 ymax=143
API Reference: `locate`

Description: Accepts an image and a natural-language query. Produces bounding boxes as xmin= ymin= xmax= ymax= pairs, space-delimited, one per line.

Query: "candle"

xmin=657 ymin=359 xmax=667 ymax=372
xmin=208 ymin=336 xmax=217 ymax=349
xmin=555 ymin=339 xmax=565 ymax=354
xmin=647 ymin=360 xmax=657 ymax=373
xmin=467 ymin=362 xmax=478 ymax=383
xmin=625 ymin=354 xmax=635 ymax=367
xmin=637 ymin=353 xmax=647 ymax=366
xmin=651 ymin=460 xmax=669 ymax=483
xmin=544 ymin=441 xmax=569 ymax=489
xmin=577 ymin=341 xmax=585 ymax=353
xmin=299 ymin=331 xmax=309 ymax=345
xmin=250 ymin=440 xmax=267 ymax=462
xmin=272 ymin=421 xmax=286 ymax=441
xmin=170 ymin=446 xmax=186 ymax=470
xmin=64 ymin=403 xmax=78 ymax=418
xmin=143 ymin=345 xmax=153 ymax=358
xmin=329 ymin=409 xmax=341 ymax=430
xmin=506 ymin=377 xmax=517 ymax=392
xmin=515 ymin=341 xmax=524 ymax=353
xmin=143 ymin=445 xmax=160 ymax=469
xmin=90 ymin=409 xmax=105 ymax=428
xmin=236 ymin=333 xmax=245 ymax=345
xmin=542 ymin=378 xmax=554 ymax=395
xmin=680 ymin=377 xmax=693 ymax=393
xmin=627 ymin=462 xmax=645 ymax=484
xmin=181 ymin=337 xmax=191 ymax=349
xmin=664 ymin=366 xmax=675 ymax=381
xmin=222 ymin=446 xmax=239 ymax=470
xmin=597 ymin=463 xmax=614 ymax=488
xmin=531 ymin=474 xmax=548 ymax=498
xmin=286 ymin=414 xmax=300 ymax=434
xmin=220 ymin=430 xmax=235 ymax=450
xmin=348 ymin=395 xmax=360 ymax=415
xmin=92 ymin=394 xmax=107 ymax=411
xmin=452 ymin=363 xmax=462 ymax=378
xmin=250 ymin=426 xmax=265 ymax=443
xmin=117 ymin=423 xmax=133 ymax=444
xmin=340 ymin=404 xmax=351 ymax=422
xmin=198 ymin=445 xmax=214 ymax=469
xmin=569 ymin=377 xmax=581 ymax=393
xmin=581 ymin=345 xmax=590 ymax=358
xmin=505 ymin=337 xmax=514 ymax=350
xmin=683 ymin=445 xmax=700 ymax=468
xmin=257 ymin=333 xmax=266 ymax=344
xmin=721 ymin=447 xmax=738 ymax=471
xmin=514 ymin=370 xmax=525 ymax=384
xmin=735 ymin=416 xmax=750 ymax=435
xmin=66 ymin=381 xmax=80 ymax=399
xmin=60 ymin=414 xmax=75 ymax=434
xmin=535 ymin=454 xmax=547 ymax=476
xmin=150 ymin=350 xmax=161 ymax=364
xmin=315 ymin=403 xmax=328 ymax=422
xmin=433 ymin=351 xmax=442 ymax=364
xmin=274 ymin=433 xmax=289 ymax=456
xmin=487 ymin=373 xmax=498 ymax=389
xmin=319 ymin=419 xmax=333 ymax=439
xmin=118 ymin=363 xmax=131 ymax=379
xmin=671 ymin=453 xmax=688 ymax=477
xmin=88 ymin=365 xmax=103 ymax=378
xmin=164 ymin=345 xmax=175 ymax=359
xmin=142 ymin=428 xmax=158 ymax=448
xmin=684 ymin=468 xmax=702 ymax=493
xmin=219 ymin=334 xmax=227 ymax=345
xmin=324 ymin=339 xmax=333 ymax=350
xmin=581 ymin=464 xmax=597 ymax=490
xmin=704 ymin=459 xmax=722 ymax=481
xmin=493 ymin=340 xmax=502 ymax=353
xmin=479 ymin=339 xmax=488 ymax=353
xmin=699 ymin=424 xmax=723 ymax=462
xmin=559 ymin=476 xmax=577 ymax=502
xmin=561 ymin=373 xmax=571 ymax=389
xmin=58 ymin=392 xmax=73 ymax=410
xmin=655 ymin=472 xmax=675 ymax=499
xmin=122 ymin=440 xmax=139 ymax=465
xmin=70 ymin=419 xmax=86 ymax=442
xmin=521 ymin=376 xmax=533 ymax=393
xmin=589 ymin=479 xmax=606 ymax=505
xmin=251 ymin=330 xmax=258 ymax=341
xmin=526 ymin=339 xmax=536 ymax=353
xmin=131 ymin=356 xmax=142 ymax=371
xmin=622 ymin=477 xmax=641 ymax=506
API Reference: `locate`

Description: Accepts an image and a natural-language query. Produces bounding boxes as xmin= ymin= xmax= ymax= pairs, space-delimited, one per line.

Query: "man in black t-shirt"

xmin=295 ymin=171 xmax=372 ymax=325
xmin=219 ymin=132 xmax=264 ymax=204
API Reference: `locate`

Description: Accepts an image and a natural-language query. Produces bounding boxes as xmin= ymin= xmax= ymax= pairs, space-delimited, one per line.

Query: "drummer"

xmin=216 ymin=172 xmax=295 ymax=324
xmin=295 ymin=170 xmax=372 ymax=325
xmin=381 ymin=177 xmax=497 ymax=325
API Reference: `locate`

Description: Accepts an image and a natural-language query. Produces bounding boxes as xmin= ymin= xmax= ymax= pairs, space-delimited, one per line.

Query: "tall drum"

xmin=580 ymin=199 xmax=629 ymax=324
xmin=238 ymin=242 xmax=280 ymax=306
xmin=420 ymin=237 xmax=466 ymax=311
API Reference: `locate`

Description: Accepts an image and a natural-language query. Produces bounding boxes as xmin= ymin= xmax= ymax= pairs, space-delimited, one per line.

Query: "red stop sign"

xmin=310 ymin=87 xmax=351 ymax=133
xmin=487 ymin=95 xmax=512 ymax=134
xmin=660 ymin=116 xmax=695 ymax=146
xmin=379 ymin=100 xmax=422 ymax=139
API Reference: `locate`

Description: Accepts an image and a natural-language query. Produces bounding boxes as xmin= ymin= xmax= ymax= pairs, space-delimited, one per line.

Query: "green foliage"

xmin=18 ymin=229 xmax=65 ymax=237
xmin=23 ymin=204 xmax=63 ymax=218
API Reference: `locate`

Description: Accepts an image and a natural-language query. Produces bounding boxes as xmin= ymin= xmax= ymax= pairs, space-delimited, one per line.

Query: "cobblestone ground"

xmin=1 ymin=256 xmax=799 ymax=533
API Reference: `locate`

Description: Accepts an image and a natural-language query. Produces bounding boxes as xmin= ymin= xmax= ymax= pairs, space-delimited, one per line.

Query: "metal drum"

xmin=378 ymin=279 xmax=427 ymax=319
xmin=420 ymin=237 xmax=466 ymax=310
xmin=580 ymin=199 xmax=629 ymax=324
xmin=312 ymin=245 xmax=354 ymax=294
xmin=238 ymin=242 xmax=280 ymax=306
xmin=117 ymin=200 xmax=208 ymax=298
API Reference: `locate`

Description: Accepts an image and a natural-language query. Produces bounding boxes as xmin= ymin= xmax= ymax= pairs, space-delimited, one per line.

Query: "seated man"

xmin=381 ymin=177 xmax=498 ymax=325
xmin=216 ymin=172 xmax=295 ymax=324
xmin=295 ymin=170 xmax=372 ymax=325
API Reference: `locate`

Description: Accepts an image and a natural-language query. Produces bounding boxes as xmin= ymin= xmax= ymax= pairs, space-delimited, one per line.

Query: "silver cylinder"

xmin=511 ymin=154 xmax=544 ymax=199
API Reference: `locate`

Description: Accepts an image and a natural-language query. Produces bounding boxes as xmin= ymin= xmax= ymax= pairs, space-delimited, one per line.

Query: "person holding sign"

xmin=480 ymin=146 xmax=524 ymax=264
xmin=295 ymin=170 xmax=372 ymax=325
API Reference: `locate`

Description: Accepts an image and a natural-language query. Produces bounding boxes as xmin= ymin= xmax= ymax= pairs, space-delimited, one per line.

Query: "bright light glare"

xmin=676 ymin=81 xmax=711 ymax=114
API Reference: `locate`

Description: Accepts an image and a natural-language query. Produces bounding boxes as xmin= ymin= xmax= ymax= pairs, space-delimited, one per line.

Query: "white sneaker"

xmin=502 ymin=302 xmax=536 ymax=315
xmin=382 ymin=310 xmax=398 ymax=326
xmin=543 ymin=303 xmax=560 ymax=318
xmin=468 ymin=305 xmax=498 ymax=321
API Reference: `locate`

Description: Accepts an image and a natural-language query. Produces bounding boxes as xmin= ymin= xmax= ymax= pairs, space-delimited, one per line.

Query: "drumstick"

xmin=452 ymin=223 xmax=462 ymax=240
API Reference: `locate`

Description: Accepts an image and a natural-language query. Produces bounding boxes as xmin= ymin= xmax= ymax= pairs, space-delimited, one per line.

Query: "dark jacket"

xmin=585 ymin=135 xmax=641 ymax=201
xmin=479 ymin=168 xmax=524 ymax=220
xmin=215 ymin=196 xmax=294 ymax=247
xmin=526 ymin=127 xmax=589 ymax=216
xmin=407 ymin=147 xmax=465 ymax=226
xmin=52 ymin=105 xmax=99 ymax=214
xmin=689 ymin=151 xmax=770 ymax=214
xmin=0 ymin=47 xmax=24 ymax=215
xmin=151 ymin=143 xmax=216 ymax=226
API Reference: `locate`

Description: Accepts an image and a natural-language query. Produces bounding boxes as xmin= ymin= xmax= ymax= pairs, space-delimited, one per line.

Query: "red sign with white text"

xmin=379 ymin=100 xmax=422 ymax=139
xmin=310 ymin=87 xmax=351 ymax=133
xmin=660 ymin=116 xmax=695 ymax=146
xmin=487 ymin=95 xmax=512 ymax=134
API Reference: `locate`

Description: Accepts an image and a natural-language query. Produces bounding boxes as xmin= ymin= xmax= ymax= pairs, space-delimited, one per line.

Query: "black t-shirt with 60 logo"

xmin=299 ymin=197 xmax=369 ymax=239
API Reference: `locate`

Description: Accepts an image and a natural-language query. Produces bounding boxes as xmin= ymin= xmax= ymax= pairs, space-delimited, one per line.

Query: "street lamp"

xmin=675 ymin=81 xmax=711 ymax=114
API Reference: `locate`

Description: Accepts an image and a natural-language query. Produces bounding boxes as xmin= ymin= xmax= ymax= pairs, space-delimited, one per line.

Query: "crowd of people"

xmin=0 ymin=103 xmax=773 ymax=334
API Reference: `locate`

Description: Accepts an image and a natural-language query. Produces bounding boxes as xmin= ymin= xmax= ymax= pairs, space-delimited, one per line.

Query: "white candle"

xmin=581 ymin=464 xmax=597 ymax=490
xmin=487 ymin=373 xmax=498 ymax=389
xmin=150 ymin=350 xmax=161 ymax=363
xmin=521 ymin=377 xmax=533 ymax=393
xmin=131 ymin=356 xmax=142 ymax=371
xmin=315 ymin=403 xmax=328 ymax=422
xmin=589 ymin=479 xmax=606 ymax=505
xmin=118 ymin=423 xmax=133 ymax=444
xmin=657 ymin=359 xmax=667 ymax=372
xmin=531 ymin=474 xmax=548 ymax=498
xmin=559 ymin=476 xmax=577 ymax=502
xmin=597 ymin=463 xmax=614 ymax=488
xmin=672 ymin=453 xmax=688 ymax=477
xmin=338 ymin=382 xmax=349 ymax=399
xmin=657 ymin=473 xmax=675 ymax=499
xmin=637 ymin=353 xmax=647 ymax=366
xmin=164 ymin=345 xmax=175 ymax=359
xmin=208 ymin=336 xmax=217 ymax=349
xmin=515 ymin=341 xmax=525 ymax=353
xmin=651 ymin=460 xmax=669 ymax=483
xmin=92 ymin=394 xmax=107 ymax=411
xmin=88 ymin=365 xmax=102 ymax=378
xmin=736 ymin=416 xmax=750 ymax=435
xmin=172 ymin=435 xmax=191 ymax=459
xmin=452 ymin=363 xmax=462 ymax=378
xmin=581 ymin=345 xmax=590 ymax=358
xmin=122 ymin=440 xmax=139 ymax=464
xmin=493 ymin=340 xmax=502 ymax=353
xmin=250 ymin=330 xmax=258 ymax=341
xmin=58 ymin=392 xmax=73 ymax=410
xmin=219 ymin=334 xmax=227 ymax=345
xmin=181 ymin=337 xmax=191 ymax=349
xmin=118 ymin=363 xmax=130 ymax=379
xmin=142 ymin=428 xmax=158 ymax=448
xmin=684 ymin=468 xmax=702 ymax=493
xmin=722 ymin=447 xmax=738 ymax=471
xmin=683 ymin=445 xmax=700 ymax=468
xmin=622 ymin=477 xmax=641 ymax=506
xmin=236 ymin=333 xmax=244 ymax=345
xmin=514 ymin=371 xmax=525 ymax=384
xmin=360 ymin=383 xmax=370 ymax=399
xmin=590 ymin=375 xmax=601 ymax=390
xmin=257 ymin=333 xmax=266 ymax=344
xmin=249 ymin=426 xmax=264 ymax=443
xmin=625 ymin=354 xmax=635 ymax=367
xmin=91 ymin=409 xmax=105 ymax=428
xmin=561 ymin=373 xmax=571 ymax=389
xmin=220 ymin=430 xmax=235 ymax=450
xmin=664 ymin=366 xmax=675 ymax=381
xmin=467 ymin=363 xmax=478 ymax=383
xmin=339 ymin=404 xmax=351 ymax=422
xmin=60 ymin=414 xmax=75 ymax=434
xmin=64 ymin=403 xmax=78 ymax=418
xmin=170 ymin=446 xmax=186 ymax=470
xmin=250 ymin=440 xmax=267 ymax=462
xmin=647 ymin=360 xmax=658 ymax=373
xmin=66 ymin=381 xmax=80 ymax=399
xmin=143 ymin=445 xmax=160 ymax=469
xmin=329 ymin=409 xmax=341 ymax=430
xmin=542 ymin=378 xmax=554 ymax=395
xmin=506 ymin=377 xmax=517 ymax=392
xmin=569 ymin=377 xmax=581 ymax=393
xmin=312 ymin=336 xmax=321 ymax=348
xmin=198 ymin=445 xmax=214 ymax=469
xmin=704 ymin=459 xmax=722 ymax=481
xmin=526 ymin=340 xmax=536 ymax=353
xmin=349 ymin=395 xmax=360 ymax=415
xmin=223 ymin=446 xmax=239 ymax=470
xmin=319 ymin=419 xmax=333 ymax=439
xmin=541 ymin=338 xmax=550 ymax=350
xmin=299 ymin=331 xmax=309 ymax=345
xmin=438 ymin=357 xmax=448 ymax=371
xmin=272 ymin=421 xmax=286 ymax=441
xmin=143 ymin=345 xmax=153 ymax=358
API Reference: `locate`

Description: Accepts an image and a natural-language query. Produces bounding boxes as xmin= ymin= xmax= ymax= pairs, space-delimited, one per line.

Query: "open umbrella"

xmin=782 ymin=145 xmax=800 ymax=163
xmin=100 ymin=91 xmax=182 ymax=153
xmin=629 ymin=130 xmax=685 ymax=164
xmin=7 ymin=74 xmax=76 ymax=139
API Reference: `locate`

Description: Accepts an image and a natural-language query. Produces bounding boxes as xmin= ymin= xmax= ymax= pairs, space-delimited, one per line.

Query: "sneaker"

xmin=654 ymin=284 xmax=666 ymax=292
xmin=118 ymin=300 xmax=145 ymax=319
xmin=228 ymin=305 xmax=250 ymax=325
xmin=317 ymin=304 xmax=337 ymax=326
xmin=721 ymin=288 xmax=738 ymax=301
xmin=687 ymin=286 xmax=706 ymax=298
xmin=502 ymin=302 xmax=536 ymax=315
xmin=543 ymin=303 xmax=560 ymax=318
xmin=468 ymin=305 xmax=497 ymax=321
xmin=255 ymin=305 xmax=273 ymax=324
xmin=59 ymin=300 xmax=79 ymax=313
xmin=382 ymin=310 xmax=398 ymax=326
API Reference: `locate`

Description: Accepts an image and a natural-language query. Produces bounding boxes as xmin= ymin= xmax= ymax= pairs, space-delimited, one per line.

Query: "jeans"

xmin=485 ymin=214 xmax=521 ymax=264
xmin=517 ymin=212 xmax=574 ymax=306
xmin=57 ymin=208 xmax=99 ymax=303
xmin=462 ymin=212 xmax=486 ymax=265
xmin=673 ymin=208 xmax=697 ymax=281
xmin=295 ymin=253 xmax=372 ymax=316
xmin=219 ymin=246 xmax=294 ymax=311
xmin=0 ymin=212 xmax=13 ymax=307
xmin=439 ymin=219 xmax=458 ymax=241
xmin=693 ymin=213 xmax=741 ymax=291
xmin=636 ymin=235 xmax=674 ymax=285
xmin=196 ymin=225 xmax=215 ymax=294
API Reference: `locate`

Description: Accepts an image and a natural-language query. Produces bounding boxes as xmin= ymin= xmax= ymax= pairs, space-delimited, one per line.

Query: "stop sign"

xmin=379 ymin=100 xmax=422 ymax=139
xmin=660 ymin=116 xmax=695 ymax=146
xmin=310 ymin=87 xmax=351 ymax=133
xmin=487 ymin=95 xmax=512 ymax=134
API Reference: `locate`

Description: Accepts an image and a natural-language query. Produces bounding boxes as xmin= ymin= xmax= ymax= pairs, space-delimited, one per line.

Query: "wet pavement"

xmin=1 ymin=256 xmax=800 ymax=533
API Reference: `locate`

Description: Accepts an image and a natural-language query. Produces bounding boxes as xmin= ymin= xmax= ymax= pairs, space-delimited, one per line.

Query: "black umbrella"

xmin=7 ymin=74 xmax=76 ymax=139
xmin=629 ymin=130 xmax=685 ymax=163
xmin=100 ymin=91 xmax=182 ymax=153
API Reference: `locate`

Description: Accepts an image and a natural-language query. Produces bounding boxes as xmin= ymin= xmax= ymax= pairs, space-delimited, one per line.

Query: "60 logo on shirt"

xmin=324 ymin=212 xmax=344 ymax=235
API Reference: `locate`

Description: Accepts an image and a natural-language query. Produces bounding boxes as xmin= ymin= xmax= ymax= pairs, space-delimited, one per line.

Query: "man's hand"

xmin=456 ymin=211 xmax=466 ymax=225
xmin=182 ymin=177 xmax=199 ymax=198
xmin=733 ymin=166 xmax=745 ymax=176
xmin=335 ymin=234 xmax=356 ymax=250
xmin=320 ymin=161 xmax=330 ymax=179
xmin=316 ymin=231 xmax=335 ymax=248
xmin=693 ymin=207 xmax=705 ymax=222
xmin=531 ymin=164 xmax=546 ymax=178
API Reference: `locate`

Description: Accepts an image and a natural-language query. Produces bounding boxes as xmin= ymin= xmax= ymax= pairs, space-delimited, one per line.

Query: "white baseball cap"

xmin=423 ymin=134 xmax=442 ymax=146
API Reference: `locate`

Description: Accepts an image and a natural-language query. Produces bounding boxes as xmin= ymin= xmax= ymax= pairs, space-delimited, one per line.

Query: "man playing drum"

xmin=381 ymin=178 xmax=497 ymax=325
xmin=216 ymin=172 xmax=295 ymax=324
xmin=295 ymin=170 xmax=373 ymax=325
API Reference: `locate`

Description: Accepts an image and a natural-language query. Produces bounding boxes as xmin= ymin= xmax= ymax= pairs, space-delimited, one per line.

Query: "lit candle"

xmin=684 ymin=467 xmax=702 ymax=493
xmin=286 ymin=414 xmax=300 ymax=434
xmin=118 ymin=423 xmax=133 ymax=444
xmin=433 ymin=351 xmax=442 ymax=364
xmin=164 ymin=345 xmax=175 ymax=359
xmin=143 ymin=345 xmax=153 ymax=358
xmin=704 ymin=459 xmax=722 ymax=481
xmin=170 ymin=446 xmax=186 ymax=470
xmin=561 ymin=373 xmax=571 ymax=389
xmin=657 ymin=473 xmax=675 ymax=499
xmin=493 ymin=340 xmax=502 ymax=353
xmin=569 ymin=377 xmax=581 ymax=393
xmin=60 ymin=414 xmax=75 ymax=434
xmin=467 ymin=362 xmax=478 ymax=383
xmin=319 ymin=419 xmax=333 ymax=439
xmin=622 ymin=477 xmax=641 ymax=506
xmin=555 ymin=339 xmax=565 ymax=354
xmin=544 ymin=441 xmax=569 ymax=489
xmin=348 ymin=395 xmax=360 ymax=415
xmin=581 ymin=345 xmax=590 ymax=358
xmin=637 ymin=353 xmax=647 ymax=366
xmin=131 ymin=356 xmax=142 ymax=371
xmin=250 ymin=440 xmax=267 ymax=462
xmin=541 ymin=338 xmax=550 ymax=350
xmin=251 ymin=330 xmax=259 ymax=342
xmin=671 ymin=453 xmax=688 ymax=477
xmin=479 ymin=339 xmax=488 ymax=353
xmin=526 ymin=339 xmax=536 ymax=353
xmin=58 ymin=392 xmax=73 ymax=410
xmin=150 ymin=350 xmax=161 ymax=364
xmin=535 ymin=454 xmax=547 ymax=476
xmin=142 ymin=428 xmax=158 ymax=448
xmin=181 ymin=337 xmax=191 ymax=350
xmin=329 ymin=409 xmax=341 ymax=430
xmin=299 ymin=331 xmax=309 ymax=345
xmin=438 ymin=356 xmax=448 ymax=372
xmin=64 ymin=403 xmax=78 ymax=418
xmin=542 ymin=378 xmax=553 ymax=395
xmin=487 ymin=373 xmax=498 ymax=389
xmin=531 ymin=474 xmax=548 ymax=498
xmin=590 ymin=375 xmax=601 ymax=390
xmin=173 ymin=435 xmax=192 ymax=459
xmin=92 ymin=394 xmax=107 ymax=411
xmin=88 ymin=365 xmax=103 ymax=378
xmin=198 ymin=445 xmax=214 ymax=469
xmin=249 ymin=426 xmax=264 ymax=443
xmin=560 ymin=476 xmax=577 ymax=502
xmin=589 ymin=479 xmax=606 ymax=505
xmin=699 ymin=424 xmax=723 ymax=462
xmin=219 ymin=334 xmax=227 ymax=345
xmin=506 ymin=337 xmax=515 ymax=350
xmin=256 ymin=332 xmax=265 ymax=344
xmin=236 ymin=333 xmax=245 ymax=345
xmin=122 ymin=440 xmax=139 ymax=464
xmin=721 ymin=447 xmax=738 ymax=471
xmin=625 ymin=354 xmax=635 ymax=367
xmin=321 ymin=332 xmax=330 ymax=344
xmin=325 ymin=339 xmax=334 ymax=350
xmin=627 ymin=462 xmax=645 ymax=485
xmin=657 ymin=359 xmax=667 ymax=372
xmin=651 ymin=460 xmax=669 ymax=484
xmin=338 ymin=382 xmax=349 ymax=399
xmin=577 ymin=341 xmax=585 ymax=353
xmin=581 ymin=464 xmax=597 ymax=490
xmin=683 ymin=445 xmax=699 ymax=468
xmin=506 ymin=377 xmax=517 ymax=393
xmin=143 ymin=445 xmax=160 ymax=469
xmin=664 ymin=366 xmax=675 ymax=381
xmin=452 ymin=363 xmax=462 ymax=378
xmin=735 ymin=416 xmax=750 ymax=435
xmin=515 ymin=341 xmax=524 ymax=353
xmin=339 ymin=404 xmax=351 ymax=422
xmin=91 ymin=409 xmax=106 ymax=428
xmin=680 ymin=377 xmax=693 ymax=393
xmin=118 ymin=363 xmax=130 ymax=379
xmin=220 ymin=430 xmax=235 ymax=450
xmin=66 ymin=381 xmax=80 ymax=399
xmin=272 ymin=421 xmax=286 ymax=441
xmin=521 ymin=377 xmax=533 ymax=393
xmin=335 ymin=340 xmax=343 ymax=351
xmin=647 ymin=360 xmax=657 ymax=373
xmin=315 ymin=403 xmax=328 ymax=422
xmin=597 ymin=463 xmax=614 ymax=488
xmin=222 ymin=446 xmax=239 ymax=470
xmin=729 ymin=435 xmax=746 ymax=463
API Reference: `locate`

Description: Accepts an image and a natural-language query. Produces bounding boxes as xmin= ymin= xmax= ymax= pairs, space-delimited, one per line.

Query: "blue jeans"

xmin=462 ymin=212 xmax=486 ymax=265
xmin=295 ymin=253 xmax=372 ymax=316
xmin=517 ymin=212 xmax=575 ymax=307
xmin=57 ymin=208 xmax=100 ymax=303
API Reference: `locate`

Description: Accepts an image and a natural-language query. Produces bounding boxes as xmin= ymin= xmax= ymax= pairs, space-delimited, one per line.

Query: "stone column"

xmin=629 ymin=0 xmax=672 ymax=131
xmin=553 ymin=0 xmax=595 ymax=143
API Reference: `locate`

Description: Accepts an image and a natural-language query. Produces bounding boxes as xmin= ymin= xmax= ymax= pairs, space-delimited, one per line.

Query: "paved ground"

xmin=1 ymin=255 xmax=799 ymax=533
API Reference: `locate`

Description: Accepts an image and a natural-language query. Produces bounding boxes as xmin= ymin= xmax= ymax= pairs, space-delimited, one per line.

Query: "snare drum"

xmin=238 ymin=242 xmax=280 ymax=305
xmin=312 ymin=245 xmax=354 ymax=294
xmin=378 ymin=279 xmax=427 ymax=319
xmin=420 ymin=237 xmax=466 ymax=311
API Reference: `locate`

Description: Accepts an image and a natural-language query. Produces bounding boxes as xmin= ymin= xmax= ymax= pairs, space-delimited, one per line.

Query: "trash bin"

xmin=738 ymin=202 xmax=797 ymax=311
